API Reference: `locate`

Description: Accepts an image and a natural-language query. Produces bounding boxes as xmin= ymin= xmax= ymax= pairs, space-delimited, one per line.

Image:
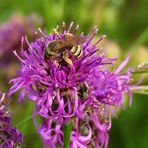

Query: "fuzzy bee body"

xmin=45 ymin=25 xmax=98 ymax=65
xmin=45 ymin=32 xmax=85 ymax=65
xmin=43 ymin=23 xmax=99 ymax=64
xmin=70 ymin=45 xmax=83 ymax=58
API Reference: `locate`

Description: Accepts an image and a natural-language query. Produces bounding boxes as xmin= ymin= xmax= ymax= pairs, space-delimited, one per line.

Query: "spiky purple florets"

xmin=0 ymin=92 xmax=24 ymax=147
xmin=9 ymin=22 xmax=132 ymax=147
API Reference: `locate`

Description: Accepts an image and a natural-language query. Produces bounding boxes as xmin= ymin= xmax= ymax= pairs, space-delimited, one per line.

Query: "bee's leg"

xmin=63 ymin=51 xmax=73 ymax=65
xmin=77 ymin=47 xmax=83 ymax=58
xmin=45 ymin=47 xmax=55 ymax=58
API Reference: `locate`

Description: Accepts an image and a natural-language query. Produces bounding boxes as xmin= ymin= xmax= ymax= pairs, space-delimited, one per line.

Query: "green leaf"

xmin=63 ymin=121 xmax=73 ymax=148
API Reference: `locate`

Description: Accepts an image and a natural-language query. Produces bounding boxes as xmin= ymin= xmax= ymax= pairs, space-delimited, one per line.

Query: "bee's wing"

xmin=65 ymin=36 xmax=86 ymax=45
xmin=75 ymin=36 xmax=86 ymax=44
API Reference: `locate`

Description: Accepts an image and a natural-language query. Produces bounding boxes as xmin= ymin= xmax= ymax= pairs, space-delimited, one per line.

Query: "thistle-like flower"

xmin=9 ymin=22 xmax=132 ymax=147
xmin=0 ymin=13 xmax=43 ymax=90
xmin=0 ymin=92 xmax=23 ymax=147
xmin=0 ymin=13 xmax=43 ymax=57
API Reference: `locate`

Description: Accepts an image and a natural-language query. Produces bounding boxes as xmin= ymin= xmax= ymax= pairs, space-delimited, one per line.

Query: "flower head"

xmin=9 ymin=22 xmax=132 ymax=147
xmin=0 ymin=13 xmax=43 ymax=57
xmin=0 ymin=92 xmax=23 ymax=147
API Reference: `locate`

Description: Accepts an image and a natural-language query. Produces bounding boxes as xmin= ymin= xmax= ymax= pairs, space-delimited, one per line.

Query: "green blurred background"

xmin=0 ymin=0 xmax=148 ymax=147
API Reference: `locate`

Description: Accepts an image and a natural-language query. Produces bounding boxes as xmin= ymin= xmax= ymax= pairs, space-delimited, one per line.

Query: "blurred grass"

xmin=0 ymin=0 xmax=148 ymax=147
xmin=109 ymin=94 xmax=148 ymax=148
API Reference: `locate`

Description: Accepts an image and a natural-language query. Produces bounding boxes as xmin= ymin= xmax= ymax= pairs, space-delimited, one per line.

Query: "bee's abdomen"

xmin=70 ymin=45 xmax=82 ymax=58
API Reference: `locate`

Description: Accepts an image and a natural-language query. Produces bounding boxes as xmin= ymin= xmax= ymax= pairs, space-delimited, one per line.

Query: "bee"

xmin=45 ymin=26 xmax=98 ymax=65
xmin=45 ymin=31 xmax=85 ymax=65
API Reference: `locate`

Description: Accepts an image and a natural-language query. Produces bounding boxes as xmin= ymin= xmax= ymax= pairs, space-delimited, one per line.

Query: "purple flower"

xmin=0 ymin=13 xmax=43 ymax=57
xmin=0 ymin=13 xmax=43 ymax=91
xmin=9 ymin=22 xmax=132 ymax=147
xmin=0 ymin=92 xmax=24 ymax=147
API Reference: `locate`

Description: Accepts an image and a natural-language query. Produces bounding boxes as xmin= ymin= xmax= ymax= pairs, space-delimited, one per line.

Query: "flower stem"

xmin=16 ymin=115 xmax=32 ymax=127
xmin=63 ymin=121 xmax=72 ymax=148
